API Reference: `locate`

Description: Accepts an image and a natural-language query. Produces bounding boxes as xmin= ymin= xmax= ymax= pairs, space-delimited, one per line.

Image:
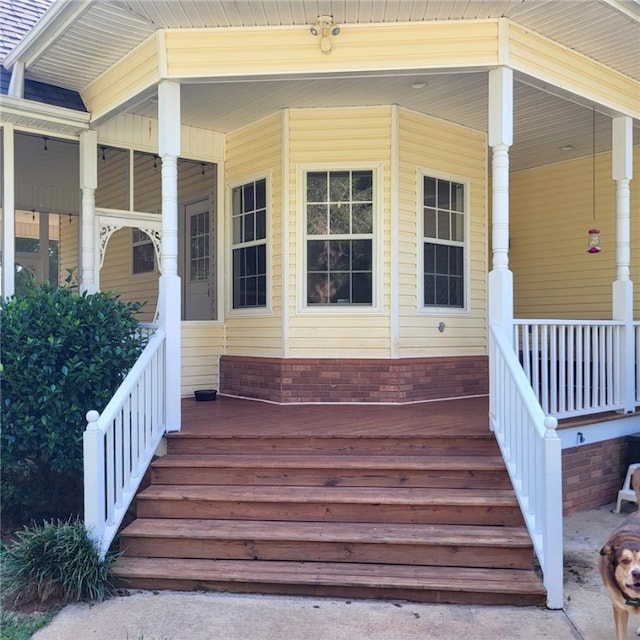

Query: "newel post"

xmin=542 ymin=415 xmax=564 ymax=609
xmin=83 ymin=410 xmax=105 ymax=552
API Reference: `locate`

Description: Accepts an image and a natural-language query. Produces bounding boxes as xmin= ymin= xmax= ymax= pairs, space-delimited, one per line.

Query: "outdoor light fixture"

xmin=310 ymin=15 xmax=340 ymax=53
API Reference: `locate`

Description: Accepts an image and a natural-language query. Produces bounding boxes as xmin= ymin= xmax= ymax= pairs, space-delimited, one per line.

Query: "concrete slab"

xmin=31 ymin=503 xmax=635 ymax=640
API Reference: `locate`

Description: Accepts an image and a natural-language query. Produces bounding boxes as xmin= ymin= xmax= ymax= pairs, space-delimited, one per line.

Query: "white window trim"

xmin=296 ymin=162 xmax=384 ymax=315
xmin=417 ymin=167 xmax=471 ymax=316
xmin=227 ymin=172 xmax=272 ymax=316
xmin=131 ymin=228 xmax=156 ymax=276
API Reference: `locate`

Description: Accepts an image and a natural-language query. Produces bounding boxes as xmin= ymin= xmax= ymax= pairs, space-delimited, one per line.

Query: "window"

xmin=189 ymin=212 xmax=209 ymax=282
xmin=232 ymin=178 xmax=267 ymax=309
xmin=305 ymin=170 xmax=373 ymax=305
xmin=132 ymin=229 xmax=155 ymax=274
xmin=422 ymin=175 xmax=465 ymax=308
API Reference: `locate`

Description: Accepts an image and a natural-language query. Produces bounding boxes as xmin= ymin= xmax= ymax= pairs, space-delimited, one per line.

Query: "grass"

xmin=0 ymin=606 xmax=57 ymax=640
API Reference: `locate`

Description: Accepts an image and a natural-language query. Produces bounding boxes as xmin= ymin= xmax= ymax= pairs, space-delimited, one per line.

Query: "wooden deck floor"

xmin=180 ymin=395 xmax=491 ymax=437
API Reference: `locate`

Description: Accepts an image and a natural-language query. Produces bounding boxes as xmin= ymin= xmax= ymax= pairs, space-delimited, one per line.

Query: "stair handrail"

xmin=83 ymin=326 xmax=166 ymax=559
xmin=489 ymin=323 xmax=564 ymax=610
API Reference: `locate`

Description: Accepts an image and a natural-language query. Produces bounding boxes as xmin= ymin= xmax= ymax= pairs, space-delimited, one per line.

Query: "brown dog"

xmin=600 ymin=468 xmax=640 ymax=640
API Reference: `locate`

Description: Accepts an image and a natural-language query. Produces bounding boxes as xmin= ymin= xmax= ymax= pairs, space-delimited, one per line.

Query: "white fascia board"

xmin=0 ymin=94 xmax=90 ymax=134
xmin=3 ymin=0 xmax=93 ymax=71
xmin=599 ymin=0 xmax=640 ymax=23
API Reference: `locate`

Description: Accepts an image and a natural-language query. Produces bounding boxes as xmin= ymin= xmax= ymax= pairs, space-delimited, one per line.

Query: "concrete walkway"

xmin=32 ymin=504 xmax=631 ymax=640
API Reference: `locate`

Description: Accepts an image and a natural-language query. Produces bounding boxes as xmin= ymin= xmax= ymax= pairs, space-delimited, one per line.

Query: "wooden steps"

xmin=112 ymin=417 xmax=545 ymax=606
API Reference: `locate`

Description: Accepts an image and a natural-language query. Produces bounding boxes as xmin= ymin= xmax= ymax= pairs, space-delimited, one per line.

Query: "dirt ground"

xmin=563 ymin=502 xmax=640 ymax=640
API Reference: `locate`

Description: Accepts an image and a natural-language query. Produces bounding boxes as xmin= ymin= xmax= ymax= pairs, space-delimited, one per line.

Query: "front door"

xmin=183 ymin=197 xmax=214 ymax=320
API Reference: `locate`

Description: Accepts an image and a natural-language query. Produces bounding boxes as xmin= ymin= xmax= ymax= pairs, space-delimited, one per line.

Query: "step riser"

xmin=119 ymin=537 xmax=533 ymax=569
xmin=136 ymin=500 xmax=523 ymax=526
xmin=111 ymin=576 xmax=545 ymax=607
xmin=151 ymin=468 xmax=512 ymax=489
xmin=167 ymin=438 xmax=500 ymax=457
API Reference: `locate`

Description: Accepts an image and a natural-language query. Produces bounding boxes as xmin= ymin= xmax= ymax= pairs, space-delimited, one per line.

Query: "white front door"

xmin=183 ymin=197 xmax=214 ymax=320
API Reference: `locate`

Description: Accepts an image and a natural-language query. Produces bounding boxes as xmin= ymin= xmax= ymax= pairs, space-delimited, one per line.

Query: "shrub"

xmin=1 ymin=518 xmax=118 ymax=607
xmin=0 ymin=277 xmax=147 ymax=522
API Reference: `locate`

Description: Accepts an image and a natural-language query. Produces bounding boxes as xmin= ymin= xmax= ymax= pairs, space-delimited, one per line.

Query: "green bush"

xmin=0 ymin=278 xmax=147 ymax=522
xmin=1 ymin=518 xmax=118 ymax=607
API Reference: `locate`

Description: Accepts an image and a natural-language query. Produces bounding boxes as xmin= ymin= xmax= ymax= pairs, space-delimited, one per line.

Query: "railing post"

xmin=83 ymin=409 xmax=105 ymax=555
xmin=542 ymin=415 xmax=563 ymax=609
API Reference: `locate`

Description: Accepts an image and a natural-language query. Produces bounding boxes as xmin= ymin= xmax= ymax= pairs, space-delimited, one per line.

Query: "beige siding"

xmin=164 ymin=22 xmax=499 ymax=79
xmin=508 ymin=23 xmax=639 ymax=119
xmin=83 ymin=35 xmax=160 ymax=122
xmin=397 ymin=109 xmax=488 ymax=357
xmin=181 ymin=322 xmax=224 ymax=397
xmin=58 ymin=216 xmax=79 ymax=286
xmin=100 ymin=227 xmax=159 ymax=323
xmin=510 ymin=146 xmax=640 ymax=319
xmin=225 ymin=113 xmax=283 ymax=356
xmin=96 ymin=113 xmax=225 ymax=160
xmin=287 ymin=106 xmax=393 ymax=358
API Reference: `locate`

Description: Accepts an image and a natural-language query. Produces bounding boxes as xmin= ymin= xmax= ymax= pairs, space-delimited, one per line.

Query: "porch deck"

xmin=113 ymin=392 xmax=549 ymax=606
xmin=180 ymin=394 xmax=491 ymax=437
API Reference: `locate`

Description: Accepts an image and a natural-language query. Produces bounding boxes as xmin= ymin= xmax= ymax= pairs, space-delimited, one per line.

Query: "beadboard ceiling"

xmin=4 ymin=0 xmax=639 ymax=171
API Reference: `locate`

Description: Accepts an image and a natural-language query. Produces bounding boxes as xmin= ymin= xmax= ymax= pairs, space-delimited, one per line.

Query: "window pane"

xmin=329 ymin=171 xmax=350 ymax=202
xmin=352 ymin=171 xmax=372 ymax=201
xmin=423 ymin=209 xmax=437 ymax=238
xmin=423 ymin=177 xmax=436 ymax=207
xmin=351 ymin=239 xmax=372 ymax=271
xmin=307 ymin=172 xmax=327 ymax=202
xmin=329 ymin=204 xmax=349 ymax=234
xmin=331 ymin=240 xmax=350 ymax=271
xmin=255 ymin=179 xmax=266 ymax=209
xmin=352 ymin=272 xmax=372 ymax=304
xmin=308 ymin=240 xmax=328 ymax=270
xmin=332 ymin=272 xmax=350 ymax=303
xmin=452 ymin=182 xmax=464 ymax=212
xmin=437 ymin=210 xmax=451 ymax=241
xmin=352 ymin=203 xmax=373 ymax=234
xmin=243 ymin=183 xmax=255 ymax=212
xmin=308 ymin=204 xmax=328 ymax=235
xmin=437 ymin=180 xmax=450 ymax=208
xmin=256 ymin=210 xmax=266 ymax=240
xmin=451 ymin=212 xmax=464 ymax=242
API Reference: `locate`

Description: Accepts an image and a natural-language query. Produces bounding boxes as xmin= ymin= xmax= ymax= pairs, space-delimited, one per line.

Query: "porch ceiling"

xmin=3 ymin=0 xmax=639 ymax=171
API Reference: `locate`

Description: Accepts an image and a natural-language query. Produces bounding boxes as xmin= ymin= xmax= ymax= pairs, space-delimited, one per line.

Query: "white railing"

xmin=83 ymin=327 xmax=166 ymax=559
xmin=514 ymin=320 xmax=625 ymax=419
xmin=489 ymin=324 xmax=564 ymax=610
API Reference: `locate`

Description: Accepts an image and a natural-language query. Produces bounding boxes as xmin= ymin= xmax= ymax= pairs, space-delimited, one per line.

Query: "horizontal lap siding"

xmin=100 ymin=227 xmax=159 ymax=323
xmin=58 ymin=216 xmax=79 ymax=286
xmin=181 ymin=323 xmax=224 ymax=397
xmin=510 ymin=147 xmax=640 ymax=319
xmin=226 ymin=114 xmax=283 ymax=357
xmin=164 ymin=22 xmax=499 ymax=78
xmin=397 ymin=109 xmax=487 ymax=357
xmin=288 ymin=107 xmax=392 ymax=358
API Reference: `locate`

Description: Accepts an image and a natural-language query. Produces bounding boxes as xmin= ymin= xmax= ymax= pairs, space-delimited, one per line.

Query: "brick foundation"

xmin=562 ymin=437 xmax=629 ymax=514
xmin=220 ymin=355 xmax=488 ymax=404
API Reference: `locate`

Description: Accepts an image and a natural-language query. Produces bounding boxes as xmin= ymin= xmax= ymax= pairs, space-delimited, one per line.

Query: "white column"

xmin=158 ymin=80 xmax=181 ymax=432
xmin=79 ymin=130 xmax=98 ymax=293
xmin=611 ymin=115 xmax=634 ymax=412
xmin=487 ymin=67 xmax=514 ymax=332
xmin=1 ymin=123 xmax=16 ymax=297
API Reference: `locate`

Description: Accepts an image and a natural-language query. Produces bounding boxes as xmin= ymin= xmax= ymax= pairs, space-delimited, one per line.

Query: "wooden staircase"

xmin=111 ymin=400 xmax=546 ymax=606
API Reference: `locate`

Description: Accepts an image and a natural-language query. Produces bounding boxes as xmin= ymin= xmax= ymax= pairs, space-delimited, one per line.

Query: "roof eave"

xmin=3 ymin=0 xmax=93 ymax=72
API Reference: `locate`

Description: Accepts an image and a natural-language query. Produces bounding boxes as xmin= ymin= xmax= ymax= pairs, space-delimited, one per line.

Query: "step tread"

xmin=152 ymin=454 xmax=507 ymax=470
xmin=112 ymin=557 xmax=545 ymax=595
xmin=121 ymin=519 xmax=533 ymax=546
xmin=137 ymin=485 xmax=518 ymax=506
